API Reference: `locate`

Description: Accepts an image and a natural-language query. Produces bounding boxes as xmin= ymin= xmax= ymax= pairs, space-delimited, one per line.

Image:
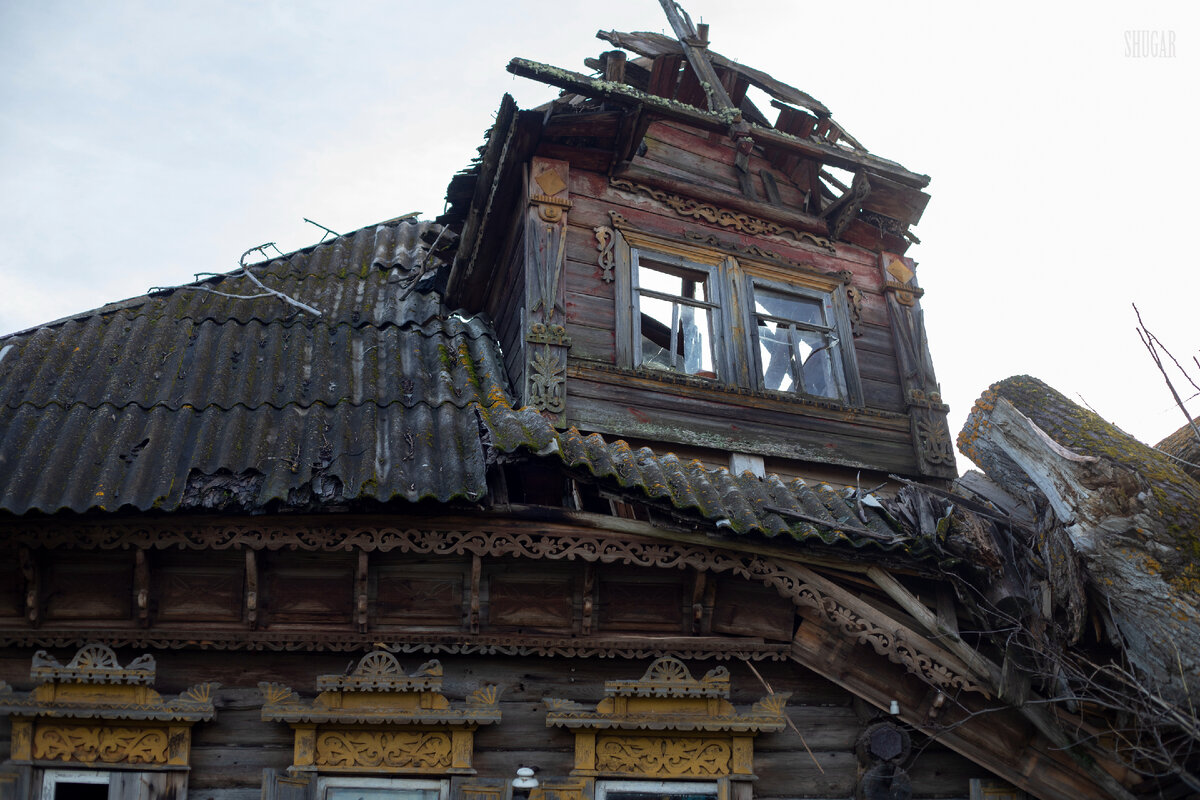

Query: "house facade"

xmin=0 ymin=14 xmax=1140 ymax=800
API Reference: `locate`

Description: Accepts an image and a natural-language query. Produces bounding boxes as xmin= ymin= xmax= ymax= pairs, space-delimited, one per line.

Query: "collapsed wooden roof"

xmin=442 ymin=11 xmax=930 ymax=311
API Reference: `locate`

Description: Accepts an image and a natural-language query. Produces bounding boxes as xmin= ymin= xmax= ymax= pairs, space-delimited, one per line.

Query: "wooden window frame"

xmin=595 ymin=779 xmax=721 ymax=800
xmin=741 ymin=272 xmax=862 ymax=405
xmin=317 ymin=777 xmax=450 ymax=800
xmin=39 ymin=770 xmax=111 ymax=800
xmin=613 ymin=230 xmax=861 ymax=406
xmin=615 ymin=231 xmax=732 ymax=381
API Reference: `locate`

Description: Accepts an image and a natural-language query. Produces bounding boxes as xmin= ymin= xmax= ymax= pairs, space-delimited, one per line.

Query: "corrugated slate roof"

xmin=0 ymin=219 xmax=510 ymax=514
xmin=481 ymin=403 xmax=913 ymax=550
xmin=0 ymin=216 xmax=912 ymax=552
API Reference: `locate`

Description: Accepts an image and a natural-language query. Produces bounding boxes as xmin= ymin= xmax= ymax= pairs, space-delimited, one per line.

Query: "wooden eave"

xmin=446 ymin=98 xmax=544 ymax=311
xmin=505 ymin=57 xmax=930 ymax=190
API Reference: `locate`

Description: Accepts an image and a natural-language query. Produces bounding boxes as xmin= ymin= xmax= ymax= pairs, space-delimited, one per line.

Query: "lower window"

xmin=40 ymin=770 xmax=111 ymax=800
xmin=595 ymin=780 xmax=718 ymax=800
xmin=317 ymin=777 xmax=448 ymax=800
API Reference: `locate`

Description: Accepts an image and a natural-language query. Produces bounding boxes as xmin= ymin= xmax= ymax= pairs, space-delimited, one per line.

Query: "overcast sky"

xmin=1 ymin=0 xmax=1196 ymax=471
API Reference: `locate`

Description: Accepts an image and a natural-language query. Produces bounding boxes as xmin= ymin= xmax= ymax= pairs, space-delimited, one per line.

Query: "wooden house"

xmin=0 ymin=9 xmax=1166 ymax=800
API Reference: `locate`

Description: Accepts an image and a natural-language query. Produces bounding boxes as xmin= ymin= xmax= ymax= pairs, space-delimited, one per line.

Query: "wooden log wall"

xmin=551 ymin=120 xmax=917 ymax=475
xmin=0 ymin=649 xmax=990 ymax=800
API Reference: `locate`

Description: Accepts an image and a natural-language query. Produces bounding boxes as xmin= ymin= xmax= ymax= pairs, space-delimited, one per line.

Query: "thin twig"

xmin=303 ymin=217 xmax=340 ymax=242
xmin=1133 ymin=303 xmax=1200 ymax=445
xmin=743 ymin=660 xmax=823 ymax=774
xmin=150 ymin=243 xmax=322 ymax=316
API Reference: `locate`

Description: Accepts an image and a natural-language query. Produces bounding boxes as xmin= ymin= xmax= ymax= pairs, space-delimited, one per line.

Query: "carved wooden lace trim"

xmin=610 ymin=177 xmax=835 ymax=252
xmin=6 ymin=523 xmax=986 ymax=696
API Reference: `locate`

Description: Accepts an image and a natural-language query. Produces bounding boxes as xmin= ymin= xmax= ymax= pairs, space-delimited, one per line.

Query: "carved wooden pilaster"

xmin=525 ymin=157 xmax=572 ymax=425
xmin=880 ymin=252 xmax=956 ymax=478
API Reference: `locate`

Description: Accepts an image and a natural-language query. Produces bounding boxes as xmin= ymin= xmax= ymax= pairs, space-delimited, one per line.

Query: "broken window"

xmin=752 ymin=283 xmax=844 ymax=400
xmin=632 ymin=251 xmax=720 ymax=377
xmin=614 ymin=232 xmax=860 ymax=405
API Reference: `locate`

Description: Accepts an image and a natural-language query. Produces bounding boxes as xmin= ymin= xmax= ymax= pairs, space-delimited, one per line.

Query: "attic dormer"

xmin=442 ymin=14 xmax=954 ymax=482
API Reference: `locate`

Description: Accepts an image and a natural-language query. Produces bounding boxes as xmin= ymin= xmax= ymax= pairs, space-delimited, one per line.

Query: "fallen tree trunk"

xmin=1156 ymin=416 xmax=1200 ymax=483
xmin=959 ymin=375 xmax=1200 ymax=707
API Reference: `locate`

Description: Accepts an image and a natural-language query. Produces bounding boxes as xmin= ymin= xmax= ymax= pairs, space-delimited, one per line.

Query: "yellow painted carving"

xmin=294 ymin=725 xmax=316 ymax=767
xmin=595 ymin=735 xmax=730 ymax=777
xmin=33 ymin=723 xmax=169 ymax=765
xmin=730 ymin=738 xmax=753 ymax=776
xmin=885 ymin=257 xmax=915 ymax=284
xmin=32 ymin=682 xmax=159 ymax=707
xmin=535 ymin=169 xmax=567 ymax=197
xmin=315 ymin=729 xmax=452 ymax=771
xmin=10 ymin=719 xmax=32 ymax=761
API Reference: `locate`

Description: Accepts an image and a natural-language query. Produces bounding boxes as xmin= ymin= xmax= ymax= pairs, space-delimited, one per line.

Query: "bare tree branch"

xmin=1134 ymin=303 xmax=1200 ymax=445
xmin=150 ymin=243 xmax=322 ymax=316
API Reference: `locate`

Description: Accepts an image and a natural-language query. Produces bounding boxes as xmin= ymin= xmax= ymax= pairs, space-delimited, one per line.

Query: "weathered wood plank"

xmin=564 ymin=371 xmax=917 ymax=473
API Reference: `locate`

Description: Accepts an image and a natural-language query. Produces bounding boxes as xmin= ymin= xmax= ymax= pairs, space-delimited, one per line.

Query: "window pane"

xmin=637 ymin=262 xmax=707 ymax=302
xmin=754 ymin=289 xmax=823 ymax=326
xmin=640 ymin=301 xmax=715 ymax=376
xmin=636 ymin=262 xmax=715 ymax=377
xmin=797 ymin=330 xmax=838 ymax=399
xmin=758 ymin=321 xmax=795 ymax=392
xmin=327 ymin=789 xmax=440 ymax=800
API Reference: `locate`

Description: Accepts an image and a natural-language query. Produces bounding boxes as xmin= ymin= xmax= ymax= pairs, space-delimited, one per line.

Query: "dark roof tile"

xmin=0 ymin=219 xmax=508 ymax=515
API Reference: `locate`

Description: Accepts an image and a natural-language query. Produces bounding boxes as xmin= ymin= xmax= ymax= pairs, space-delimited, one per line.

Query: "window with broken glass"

xmin=614 ymin=234 xmax=860 ymax=405
xmin=750 ymin=280 xmax=846 ymax=401
xmin=631 ymin=251 xmax=722 ymax=378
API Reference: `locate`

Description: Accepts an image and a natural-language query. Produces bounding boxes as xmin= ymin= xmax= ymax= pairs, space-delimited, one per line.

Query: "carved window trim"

xmin=545 ymin=658 xmax=787 ymax=783
xmin=0 ymin=643 xmax=215 ymax=771
xmin=611 ymin=225 xmax=861 ymax=407
xmin=260 ymin=653 xmax=501 ymax=775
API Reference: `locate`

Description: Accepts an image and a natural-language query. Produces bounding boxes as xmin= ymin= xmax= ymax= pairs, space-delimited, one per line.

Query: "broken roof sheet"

xmin=481 ymin=402 xmax=917 ymax=553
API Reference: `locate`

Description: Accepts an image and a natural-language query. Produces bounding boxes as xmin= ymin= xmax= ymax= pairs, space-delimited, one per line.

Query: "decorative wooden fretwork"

xmin=0 ymin=521 xmax=986 ymax=696
xmin=878 ymin=251 xmax=956 ymax=479
xmin=0 ymin=643 xmax=216 ymax=768
xmin=594 ymin=226 xmax=616 ymax=283
xmin=525 ymin=157 xmax=572 ymax=421
xmin=260 ymin=652 xmax=500 ymax=774
xmin=545 ymin=657 xmax=787 ymax=779
xmin=610 ymin=177 xmax=835 ymax=253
